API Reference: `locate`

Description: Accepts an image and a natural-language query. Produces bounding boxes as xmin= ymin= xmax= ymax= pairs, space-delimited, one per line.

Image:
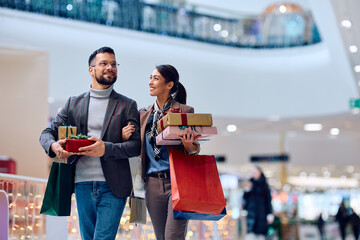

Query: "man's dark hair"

xmin=88 ymin=47 xmax=115 ymax=66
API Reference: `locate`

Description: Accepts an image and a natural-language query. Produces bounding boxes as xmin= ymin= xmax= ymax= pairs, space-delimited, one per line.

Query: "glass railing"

xmin=0 ymin=173 xmax=47 ymax=240
xmin=0 ymin=0 xmax=321 ymax=48
xmin=0 ymin=172 xmax=237 ymax=239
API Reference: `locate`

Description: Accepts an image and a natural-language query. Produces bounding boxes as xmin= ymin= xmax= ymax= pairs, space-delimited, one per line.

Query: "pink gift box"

xmin=156 ymin=126 xmax=217 ymax=145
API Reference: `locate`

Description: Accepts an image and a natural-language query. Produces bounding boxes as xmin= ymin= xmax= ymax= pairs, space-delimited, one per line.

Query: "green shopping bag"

xmin=40 ymin=161 xmax=74 ymax=216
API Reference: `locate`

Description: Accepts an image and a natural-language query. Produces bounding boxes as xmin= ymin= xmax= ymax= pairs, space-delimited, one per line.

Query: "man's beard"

xmin=95 ymin=70 xmax=117 ymax=86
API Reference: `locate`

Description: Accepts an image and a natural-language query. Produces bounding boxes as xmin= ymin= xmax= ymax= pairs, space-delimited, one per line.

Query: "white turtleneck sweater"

xmin=75 ymin=85 xmax=113 ymax=183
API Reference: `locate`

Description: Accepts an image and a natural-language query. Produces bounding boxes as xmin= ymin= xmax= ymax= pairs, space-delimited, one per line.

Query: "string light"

xmin=1 ymin=176 xmax=236 ymax=239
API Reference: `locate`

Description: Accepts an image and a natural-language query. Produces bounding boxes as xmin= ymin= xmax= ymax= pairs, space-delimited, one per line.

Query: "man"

xmin=40 ymin=46 xmax=140 ymax=240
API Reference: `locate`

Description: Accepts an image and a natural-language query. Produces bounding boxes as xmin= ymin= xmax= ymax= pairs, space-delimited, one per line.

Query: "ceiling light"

xmin=283 ymin=184 xmax=291 ymax=192
xmin=226 ymin=124 xmax=237 ymax=132
xmin=323 ymin=171 xmax=331 ymax=178
xmin=179 ymin=8 xmax=186 ymax=15
xmin=354 ymin=65 xmax=360 ymax=72
xmin=347 ymin=165 xmax=354 ymax=173
xmin=309 ymin=173 xmax=317 ymax=177
xmin=288 ymin=176 xmax=358 ymax=188
xmin=349 ymin=45 xmax=358 ymax=53
xmin=213 ymin=24 xmax=221 ymax=32
xmin=304 ymin=123 xmax=322 ymax=131
xmin=66 ymin=4 xmax=73 ymax=11
xmin=330 ymin=128 xmax=340 ymax=136
xmin=279 ymin=5 xmax=287 ymax=13
xmin=341 ymin=20 xmax=352 ymax=28
xmin=220 ymin=30 xmax=229 ymax=38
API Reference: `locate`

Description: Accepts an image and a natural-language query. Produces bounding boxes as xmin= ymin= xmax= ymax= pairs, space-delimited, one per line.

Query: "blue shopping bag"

xmin=173 ymin=208 xmax=227 ymax=221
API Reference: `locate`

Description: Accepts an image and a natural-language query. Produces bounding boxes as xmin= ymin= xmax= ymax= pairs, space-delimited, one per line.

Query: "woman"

xmin=122 ymin=64 xmax=200 ymax=240
xmin=242 ymin=166 xmax=273 ymax=240
xmin=336 ymin=201 xmax=349 ymax=240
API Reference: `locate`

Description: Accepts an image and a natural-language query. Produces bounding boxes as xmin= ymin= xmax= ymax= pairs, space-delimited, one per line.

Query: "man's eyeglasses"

xmin=92 ymin=61 xmax=120 ymax=68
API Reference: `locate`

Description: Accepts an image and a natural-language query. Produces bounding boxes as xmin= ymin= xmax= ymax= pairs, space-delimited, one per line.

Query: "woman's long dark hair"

xmin=156 ymin=64 xmax=187 ymax=104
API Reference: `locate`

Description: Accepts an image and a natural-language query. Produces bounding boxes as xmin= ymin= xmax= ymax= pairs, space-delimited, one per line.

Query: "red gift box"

xmin=65 ymin=139 xmax=94 ymax=153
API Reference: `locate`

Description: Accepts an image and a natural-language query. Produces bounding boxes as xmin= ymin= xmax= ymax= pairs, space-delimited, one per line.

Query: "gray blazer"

xmin=139 ymin=100 xmax=194 ymax=180
xmin=40 ymin=90 xmax=141 ymax=198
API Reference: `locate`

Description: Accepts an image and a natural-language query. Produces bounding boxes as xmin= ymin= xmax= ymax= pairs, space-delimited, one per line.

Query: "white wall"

xmin=201 ymin=132 xmax=360 ymax=170
xmin=0 ymin=47 xmax=48 ymax=178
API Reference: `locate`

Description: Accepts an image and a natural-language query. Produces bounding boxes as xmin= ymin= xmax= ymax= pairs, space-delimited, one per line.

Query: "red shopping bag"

xmin=169 ymin=149 xmax=226 ymax=215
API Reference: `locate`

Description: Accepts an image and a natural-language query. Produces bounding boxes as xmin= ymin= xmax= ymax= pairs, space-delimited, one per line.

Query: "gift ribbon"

xmin=180 ymin=113 xmax=188 ymax=126
xmin=62 ymin=123 xmax=74 ymax=138
xmin=178 ymin=126 xmax=200 ymax=133
xmin=159 ymin=112 xmax=188 ymax=131
xmin=159 ymin=118 xmax=165 ymax=131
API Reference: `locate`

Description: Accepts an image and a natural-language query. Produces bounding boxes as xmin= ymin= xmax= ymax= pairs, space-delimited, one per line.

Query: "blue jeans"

xmin=75 ymin=181 xmax=127 ymax=240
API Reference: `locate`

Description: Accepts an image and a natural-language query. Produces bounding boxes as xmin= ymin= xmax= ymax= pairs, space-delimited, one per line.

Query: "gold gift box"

xmin=58 ymin=126 xmax=77 ymax=140
xmin=157 ymin=113 xmax=212 ymax=133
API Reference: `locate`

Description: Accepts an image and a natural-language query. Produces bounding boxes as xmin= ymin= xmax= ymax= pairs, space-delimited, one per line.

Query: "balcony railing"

xmin=0 ymin=172 xmax=237 ymax=239
xmin=0 ymin=0 xmax=321 ymax=48
xmin=0 ymin=173 xmax=47 ymax=239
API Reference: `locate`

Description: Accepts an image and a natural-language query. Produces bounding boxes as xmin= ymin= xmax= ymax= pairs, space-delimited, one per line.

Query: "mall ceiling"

xmin=195 ymin=0 xmax=360 ymax=137
xmin=196 ymin=0 xmax=360 ymax=180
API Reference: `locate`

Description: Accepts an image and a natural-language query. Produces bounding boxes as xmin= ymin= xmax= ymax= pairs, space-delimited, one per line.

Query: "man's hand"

xmin=51 ymin=139 xmax=74 ymax=159
xmin=77 ymin=137 xmax=105 ymax=157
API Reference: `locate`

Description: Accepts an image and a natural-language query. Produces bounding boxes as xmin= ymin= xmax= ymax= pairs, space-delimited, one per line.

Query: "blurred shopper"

xmin=336 ymin=201 xmax=349 ymax=240
xmin=40 ymin=47 xmax=141 ymax=240
xmin=349 ymin=208 xmax=360 ymax=240
xmin=122 ymin=64 xmax=200 ymax=240
xmin=243 ymin=166 xmax=273 ymax=240
xmin=317 ymin=213 xmax=325 ymax=240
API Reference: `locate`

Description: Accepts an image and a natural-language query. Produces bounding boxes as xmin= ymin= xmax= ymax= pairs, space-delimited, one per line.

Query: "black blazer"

xmin=40 ymin=90 xmax=141 ymax=198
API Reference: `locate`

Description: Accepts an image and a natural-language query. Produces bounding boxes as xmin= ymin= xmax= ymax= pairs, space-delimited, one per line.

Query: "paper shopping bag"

xmin=129 ymin=195 xmax=147 ymax=224
xmin=169 ymin=149 xmax=226 ymax=215
xmin=40 ymin=161 xmax=74 ymax=216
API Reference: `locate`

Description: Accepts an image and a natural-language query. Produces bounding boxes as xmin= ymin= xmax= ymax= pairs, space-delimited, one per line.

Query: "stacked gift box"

xmin=156 ymin=112 xmax=218 ymax=145
xmin=58 ymin=126 xmax=77 ymax=140
xmin=58 ymin=126 xmax=94 ymax=152
xmin=157 ymin=113 xmax=226 ymax=221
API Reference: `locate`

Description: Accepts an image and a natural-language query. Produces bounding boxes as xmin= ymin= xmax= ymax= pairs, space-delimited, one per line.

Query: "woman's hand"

xmin=244 ymin=181 xmax=252 ymax=191
xmin=122 ymin=122 xmax=135 ymax=141
xmin=178 ymin=128 xmax=201 ymax=154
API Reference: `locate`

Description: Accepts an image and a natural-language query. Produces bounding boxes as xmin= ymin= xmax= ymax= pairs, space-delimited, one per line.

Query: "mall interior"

xmin=0 ymin=0 xmax=360 ymax=239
